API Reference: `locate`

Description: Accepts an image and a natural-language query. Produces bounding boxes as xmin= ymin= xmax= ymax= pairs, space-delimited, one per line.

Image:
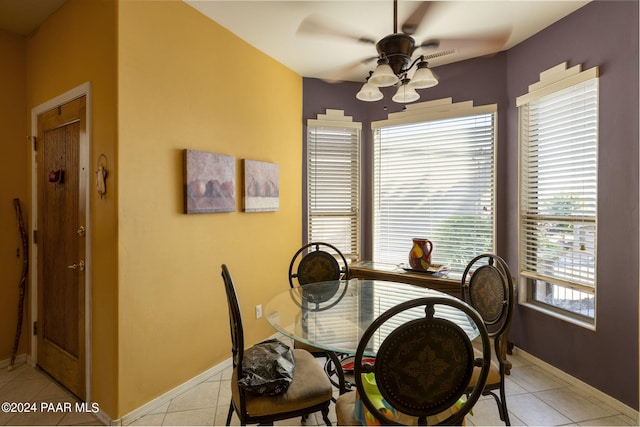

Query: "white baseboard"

xmin=513 ymin=347 xmax=639 ymax=422
xmin=112 ymin=358 xmax=233 ymax=426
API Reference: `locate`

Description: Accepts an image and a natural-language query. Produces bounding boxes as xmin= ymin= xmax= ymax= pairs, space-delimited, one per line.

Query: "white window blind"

xmin=307 ymin=110 xmax=360 ymax=260
xmin=518 ymin=62 xmax=598 ymax=320
xmin=372 ymin=100 xmax=496 ymax=272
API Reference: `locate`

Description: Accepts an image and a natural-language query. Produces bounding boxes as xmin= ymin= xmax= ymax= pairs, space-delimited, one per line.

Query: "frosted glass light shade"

xmin=410 ymin=65 xmax=438 ymax=89
xmin=392 ymin=81 xmax=420 ymax=103
xmin=369 ymin=63 xmax=399 ymax=87
xmin=356 ymin=82 xmax=383 ymax=102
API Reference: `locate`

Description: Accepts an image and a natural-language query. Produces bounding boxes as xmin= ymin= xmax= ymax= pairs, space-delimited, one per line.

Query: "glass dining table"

xmin=264 ymin=279 xmax=480 ymax=393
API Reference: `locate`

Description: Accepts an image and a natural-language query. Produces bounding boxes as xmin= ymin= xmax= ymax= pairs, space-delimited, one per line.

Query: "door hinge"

xmin=33 ymin=321 xmax=38 ymax=336
xmin=33 ymin=230 xmax=38 ymax=244
xmin=28 ymin=136 xmax=38 ymax=151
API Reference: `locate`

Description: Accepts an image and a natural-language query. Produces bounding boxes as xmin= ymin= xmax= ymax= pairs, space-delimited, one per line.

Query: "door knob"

xmin=67 ymin=260 xmax=85 ymax=271
xmin=77 ymin=226 xmax=86 ymax=236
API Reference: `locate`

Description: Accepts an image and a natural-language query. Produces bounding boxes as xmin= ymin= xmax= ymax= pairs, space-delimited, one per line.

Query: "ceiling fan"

xmin=297 ymin=0 xmax=510 ymax=103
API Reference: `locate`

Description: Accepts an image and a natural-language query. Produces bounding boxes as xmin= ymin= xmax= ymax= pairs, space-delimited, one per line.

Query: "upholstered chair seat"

xmin=231 ymin=348 xmax=333 ymax=417
xmin=221 ymin=264 xmax=333 ymax=425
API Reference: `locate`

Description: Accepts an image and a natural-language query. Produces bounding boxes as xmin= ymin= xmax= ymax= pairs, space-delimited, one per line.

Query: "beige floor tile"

xmin=127 ymin=413 xmax=166 ymax=426
xmin=148 ymin=400 xmax=171 ymax=415
xmin=310 ymin=407 xmax=335 ymax=426
xmin=273 ymin=415 xmax=314 ymax=425
xmin=508 ymin=392 xmax=572 ymax=426
xmin=0 ymin=365 xmax=38 ymax=383
xmin=34 ymin=380 xmax=75 ymax=400
xmin=221 ymin=367 xmax=233 ymax=381
xmin=217 ymin=379 xmax=232 ymax=406
xmin=508 ymin=365 xmax=571 ymax=393
xmin=618 ymin=413 xmax=639 ymax=425
xmin=167 ymin=381 xmax=220 ymax=412
xmin=508 ymin=351 xmax=532 ymax=368
xmin=0 ymin=378 xmax=51 ymax=402
xmin=466 ymin=396 xmax=509 ymax=426
xmin=535 ymin=387 xmax=619 ymax=422
xmin=504 ymin=375 xmax=530 ymax=396
xmin=204 ymin=371 xmax=222 ymax=382
xmin=162 ymin=407 xmax=216 ymax=426
xmin=2 ymin=408 xmax=66 ymax=426
xmin=214 ymin=404 xmax=237 ymax=426
xmin=578 ymin=414 xmax=635 ymax=426
xmin=58 ymin=408 xmax=103 ymax=426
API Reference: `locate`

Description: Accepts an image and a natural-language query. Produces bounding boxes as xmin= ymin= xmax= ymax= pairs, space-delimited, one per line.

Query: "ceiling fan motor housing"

xmin=376 ymin=33 xmax=415 ymax=76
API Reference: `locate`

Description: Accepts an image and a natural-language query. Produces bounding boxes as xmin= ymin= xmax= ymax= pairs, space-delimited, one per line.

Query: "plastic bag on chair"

xmin=238 ymin=338 xmax=295 ymax=395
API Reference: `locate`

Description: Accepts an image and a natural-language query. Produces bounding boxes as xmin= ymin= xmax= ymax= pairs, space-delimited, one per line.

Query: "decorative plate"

xmin=399 ymin=263 xmax=447 ymax=274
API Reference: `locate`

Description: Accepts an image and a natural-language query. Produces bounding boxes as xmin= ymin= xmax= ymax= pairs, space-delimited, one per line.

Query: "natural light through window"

xmin=307 ymin=110 xmax=360 ymax=260
xmin=517 ymin=62 xmax=599 ymax=323
xmin=372 ymin=99 xmax=496 ymax=273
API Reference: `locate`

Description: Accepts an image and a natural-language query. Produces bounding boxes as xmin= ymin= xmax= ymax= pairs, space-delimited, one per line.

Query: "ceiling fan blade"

xmin=418 ymin=28 xmax=511 ymax=57
xmin=402 ymin=1 xmax=435 ymax=35
xmin=320 ymin=56 xmax=378 ymax=83
xmin=297 ymin=14 xmax=376 ymax=45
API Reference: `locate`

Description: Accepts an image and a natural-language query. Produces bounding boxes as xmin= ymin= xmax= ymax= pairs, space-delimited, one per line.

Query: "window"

xmin=517 ymin=62 xmax=599 ymax=323
xmin=307 ymin=110 xmax=360 ymax=260
xmin=372 ymin=99 xmax=496 ymax=273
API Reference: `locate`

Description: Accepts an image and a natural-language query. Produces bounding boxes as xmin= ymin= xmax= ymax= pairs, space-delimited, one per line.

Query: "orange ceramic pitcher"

xmin=409 ymin=238 xmax=433 ymax=271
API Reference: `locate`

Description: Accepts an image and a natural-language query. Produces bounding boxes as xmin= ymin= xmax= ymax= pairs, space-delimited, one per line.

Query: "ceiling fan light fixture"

xmin=409 ymin=62 xmax=438 ymax=89
xmin=392 ymin=79 xmax=420 ymax=103
xmin=356 ymin=81 xmax=384 ymax=102
xmin=369 ymin=58 xmax=399 ymax=87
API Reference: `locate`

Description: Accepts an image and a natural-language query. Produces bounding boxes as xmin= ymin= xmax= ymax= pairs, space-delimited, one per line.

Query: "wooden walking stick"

xmin=8 ymin=198 xmax=28 ymax=371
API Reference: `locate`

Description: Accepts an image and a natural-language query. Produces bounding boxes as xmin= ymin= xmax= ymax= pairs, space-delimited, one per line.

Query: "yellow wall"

xmin=0 ymin=29 xmax=28 ymax=363
xmin=25 ymin=0 xmax=119 ymax=416
xmin=5 ymin=0 xmax=302 ymax=418
xmin=117 ymin=0 xmax=302 ymax=416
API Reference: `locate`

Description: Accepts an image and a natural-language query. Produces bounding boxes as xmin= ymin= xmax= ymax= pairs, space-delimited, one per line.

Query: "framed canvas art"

xmin=243 ymin=160 xmax=279 ymax=212
xmin=183 ymin=149 xmax=235 ymax=213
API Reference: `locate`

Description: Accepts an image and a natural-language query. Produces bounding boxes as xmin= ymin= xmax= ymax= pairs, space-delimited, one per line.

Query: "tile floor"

xmin=0 ymin=349 xmax=637 ymax=426
xmin=0 ymin=363 xmax=101 ymax=426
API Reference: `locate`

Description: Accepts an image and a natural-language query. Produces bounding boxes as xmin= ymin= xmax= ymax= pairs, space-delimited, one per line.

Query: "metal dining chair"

xmin=220 ymin=264 xmax=333 ymax=426
xmin=461 ymin=254 xmax=515 ymax=425
xmin=335 ymin=296 xmax=491 ymax=426
xmin=288 ymin=241 xmax=350 ymax=288
xmin=288 ymin=242 xmax=353 ymax=396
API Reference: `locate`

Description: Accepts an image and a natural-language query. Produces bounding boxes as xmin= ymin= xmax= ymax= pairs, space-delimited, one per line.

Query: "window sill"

xmin=518 ymin=300 xmax=596 ymax=331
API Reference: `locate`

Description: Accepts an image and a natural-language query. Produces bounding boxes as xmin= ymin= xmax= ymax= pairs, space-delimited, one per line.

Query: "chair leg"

xmin=321 ymin=404 xmax=332 ymax=426
xmin=226 ymin=400 xmax=234 ymax=426
xmin=499 ymin=382 xmax=511 ymax=426
xmin=487 ymin=389 xmax=510 ymax=426
xmin=325 ymin=351 xmax=350 ymax=395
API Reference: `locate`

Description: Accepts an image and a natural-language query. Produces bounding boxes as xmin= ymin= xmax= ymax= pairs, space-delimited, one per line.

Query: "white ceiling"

xmin=0 ymin=0 xmax=590 ymax=83
xmin=185 ymin=1 xmax=591 ymax=82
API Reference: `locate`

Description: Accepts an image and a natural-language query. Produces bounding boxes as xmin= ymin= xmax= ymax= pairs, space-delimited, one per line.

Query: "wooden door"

xmin=36 ymin=96 xmax=87 ymax=399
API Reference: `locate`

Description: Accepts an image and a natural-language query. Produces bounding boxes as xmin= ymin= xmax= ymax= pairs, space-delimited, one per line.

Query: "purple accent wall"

xmin=505 ymin=0 xmax=639 ymax=409
xmin=303 ymin=0 xmax=638 ymax=408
